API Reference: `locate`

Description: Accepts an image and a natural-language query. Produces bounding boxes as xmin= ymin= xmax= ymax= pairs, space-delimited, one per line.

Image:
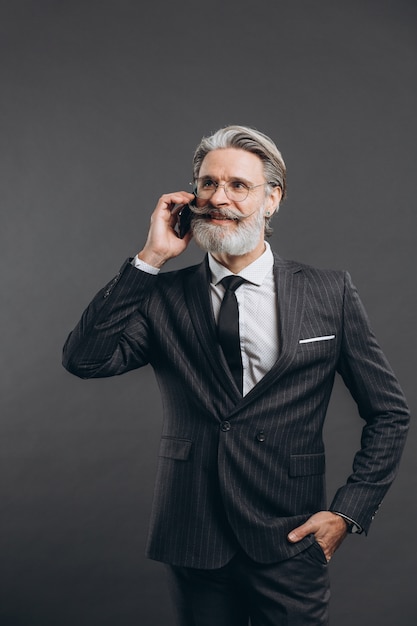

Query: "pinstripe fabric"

xmin=63 ymin=254 xmax=410 ymax=568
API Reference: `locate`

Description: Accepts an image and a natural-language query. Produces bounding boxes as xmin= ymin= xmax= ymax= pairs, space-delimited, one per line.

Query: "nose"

xmin=210 ymin=183 xmax=230 ymax=204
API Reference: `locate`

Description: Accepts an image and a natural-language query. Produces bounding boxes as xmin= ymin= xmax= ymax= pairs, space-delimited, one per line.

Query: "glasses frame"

xmin=191 ymin=179 xmax=277 ymax=202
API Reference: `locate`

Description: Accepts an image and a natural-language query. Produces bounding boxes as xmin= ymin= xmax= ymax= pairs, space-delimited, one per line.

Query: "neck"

xmin=211 ymin=240 xmax=266 ymax=274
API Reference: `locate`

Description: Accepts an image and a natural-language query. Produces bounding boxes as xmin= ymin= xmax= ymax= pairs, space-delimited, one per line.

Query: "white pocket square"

xmin=299 ymin=335 xmax=336 ymax=344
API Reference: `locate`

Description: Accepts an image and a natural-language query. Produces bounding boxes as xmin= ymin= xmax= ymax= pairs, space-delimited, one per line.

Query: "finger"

xmin=157 ymin=192 xmax=195 ymax=213
xmin=287 ymin=520 xmax=315 ymax=543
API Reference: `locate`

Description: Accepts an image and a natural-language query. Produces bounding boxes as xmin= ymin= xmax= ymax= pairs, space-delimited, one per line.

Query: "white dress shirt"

xmin=207 ymin=243 xmax=278 ymax=396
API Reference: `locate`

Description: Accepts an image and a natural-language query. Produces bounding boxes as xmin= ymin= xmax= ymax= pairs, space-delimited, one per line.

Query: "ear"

xmin=265 ymin=185 xmax=282 ymax=217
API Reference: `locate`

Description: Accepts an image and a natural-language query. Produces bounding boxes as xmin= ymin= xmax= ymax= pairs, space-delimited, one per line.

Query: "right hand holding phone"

xmin=137 ymin=191 xmax=195 ymax=269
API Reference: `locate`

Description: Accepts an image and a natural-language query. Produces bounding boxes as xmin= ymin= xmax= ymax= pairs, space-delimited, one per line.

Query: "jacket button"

xmin=256 ymin=430 xmax=266 ymax=442
xmin=220 ymin=421 xmax=231 ymax=432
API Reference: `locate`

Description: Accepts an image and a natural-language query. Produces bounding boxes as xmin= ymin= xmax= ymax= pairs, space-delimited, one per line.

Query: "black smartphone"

xmin=178 ymin=199 xmax=195 ymax=239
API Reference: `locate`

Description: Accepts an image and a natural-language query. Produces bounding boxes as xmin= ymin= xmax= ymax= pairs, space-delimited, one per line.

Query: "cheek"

xmin=237 ymin=200 xmax=259 ymax=217
xmin=195 ymin=197 xmax=206 ymax=209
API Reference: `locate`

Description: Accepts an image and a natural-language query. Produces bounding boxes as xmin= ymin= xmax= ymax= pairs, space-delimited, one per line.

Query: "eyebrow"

xmin=198 ymin=175 xmax=255 ymax=186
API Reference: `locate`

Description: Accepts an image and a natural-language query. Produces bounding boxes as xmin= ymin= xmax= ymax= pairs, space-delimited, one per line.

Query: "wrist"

xmin=137 ymin=249 xmax=168 ymax=269
xmin=332 ymin=512 xmax=362 ymax=534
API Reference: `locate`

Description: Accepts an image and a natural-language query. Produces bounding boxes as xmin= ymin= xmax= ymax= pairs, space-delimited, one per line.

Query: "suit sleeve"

xmin=329 ymin=272 xmax=410 ymax=533
xmin=62 ymin=259 xmax=157 ymax=378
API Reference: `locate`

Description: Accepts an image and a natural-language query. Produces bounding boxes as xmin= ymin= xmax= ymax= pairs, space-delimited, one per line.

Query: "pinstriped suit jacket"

xmin=63 ymin=253 xmax=409 ymax=568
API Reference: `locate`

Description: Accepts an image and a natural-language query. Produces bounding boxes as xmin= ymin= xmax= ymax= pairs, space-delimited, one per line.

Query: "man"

xmin=63 ymin=125 xmax=409 ymax=625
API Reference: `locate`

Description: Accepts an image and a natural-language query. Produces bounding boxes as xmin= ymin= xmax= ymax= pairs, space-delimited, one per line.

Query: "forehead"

xmin=199 ymin=148 xmax=264 ymax=180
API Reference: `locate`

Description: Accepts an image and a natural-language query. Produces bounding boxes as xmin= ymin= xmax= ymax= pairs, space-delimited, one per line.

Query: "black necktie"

xmin=218 ymin=276 xmax=246 ymax=392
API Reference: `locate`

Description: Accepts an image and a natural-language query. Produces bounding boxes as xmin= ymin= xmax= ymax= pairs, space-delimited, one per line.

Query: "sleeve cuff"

xmin=132 ymin=255 xmax=160 ymax=275
xmin=332 ymin=511 xmax=363 ymax=534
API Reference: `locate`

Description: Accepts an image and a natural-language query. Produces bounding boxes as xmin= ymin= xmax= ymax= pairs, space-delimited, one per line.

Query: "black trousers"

xmin=167 ymin=544 xmax=330 ymax=626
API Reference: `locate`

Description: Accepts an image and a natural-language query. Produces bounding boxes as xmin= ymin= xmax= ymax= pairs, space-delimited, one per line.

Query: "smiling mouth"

xmin=205 ymin=211 xmax=239 ymax=221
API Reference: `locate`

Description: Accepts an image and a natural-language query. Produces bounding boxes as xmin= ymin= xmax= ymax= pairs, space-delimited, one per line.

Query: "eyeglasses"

xmin=192 ymin=178 xmax=276 ymax=202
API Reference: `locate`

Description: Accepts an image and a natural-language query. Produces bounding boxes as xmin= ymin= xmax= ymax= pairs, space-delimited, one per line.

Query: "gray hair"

xmin=192 ymin=125 xmax=286 ymax=236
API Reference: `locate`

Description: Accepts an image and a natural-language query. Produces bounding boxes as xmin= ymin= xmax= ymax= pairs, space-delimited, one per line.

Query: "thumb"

xmin=287 ymin=521 xmax=312 ymax=543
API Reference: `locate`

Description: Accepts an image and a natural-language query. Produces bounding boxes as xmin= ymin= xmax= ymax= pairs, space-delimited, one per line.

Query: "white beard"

xmin=192 ymin=205 xmax=265 ymax=256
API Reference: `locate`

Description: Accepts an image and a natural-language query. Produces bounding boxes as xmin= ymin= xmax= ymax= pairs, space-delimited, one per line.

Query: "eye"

xmin=229 ymin=180 xmax=249 ymax=191
xmin=201 ymin=179 xmax=216 ymax=189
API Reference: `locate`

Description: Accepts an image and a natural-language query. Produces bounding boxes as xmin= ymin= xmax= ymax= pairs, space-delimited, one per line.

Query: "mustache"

xmin=188 ymin=203 xmax=257 ymax=222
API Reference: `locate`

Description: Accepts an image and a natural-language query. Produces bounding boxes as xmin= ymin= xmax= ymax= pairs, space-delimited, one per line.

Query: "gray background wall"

xmin=1 ymin=1 xmax=416 ymax=624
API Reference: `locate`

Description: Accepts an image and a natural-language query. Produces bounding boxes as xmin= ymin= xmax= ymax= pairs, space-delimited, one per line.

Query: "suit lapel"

xmin=273 ymin=254 xmax=306 ymax=375
xmin=184 ymin=257 xmax=241 ymax=401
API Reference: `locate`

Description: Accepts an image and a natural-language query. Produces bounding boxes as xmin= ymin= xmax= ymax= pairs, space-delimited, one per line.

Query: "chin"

xmin=192 ymin=211 xmax=265 ymax=256
xmin=192 ymin=221 xmax=260 ymax=256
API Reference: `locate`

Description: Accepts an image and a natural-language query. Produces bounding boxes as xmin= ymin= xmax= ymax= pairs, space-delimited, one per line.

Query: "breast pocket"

xmin=296 ymin=334 xmax=337 ymax=366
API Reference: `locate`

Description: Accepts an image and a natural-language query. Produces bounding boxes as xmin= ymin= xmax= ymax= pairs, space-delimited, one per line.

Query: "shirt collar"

xmin=208 ymin=242 xmax=274 ymax=287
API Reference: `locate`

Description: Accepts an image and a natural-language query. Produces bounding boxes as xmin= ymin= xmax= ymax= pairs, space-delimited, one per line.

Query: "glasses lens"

xmin=225 ymin=181 xmax=249 ymax=201
xmin=194 ymin=179 xmax=215 ymax=199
